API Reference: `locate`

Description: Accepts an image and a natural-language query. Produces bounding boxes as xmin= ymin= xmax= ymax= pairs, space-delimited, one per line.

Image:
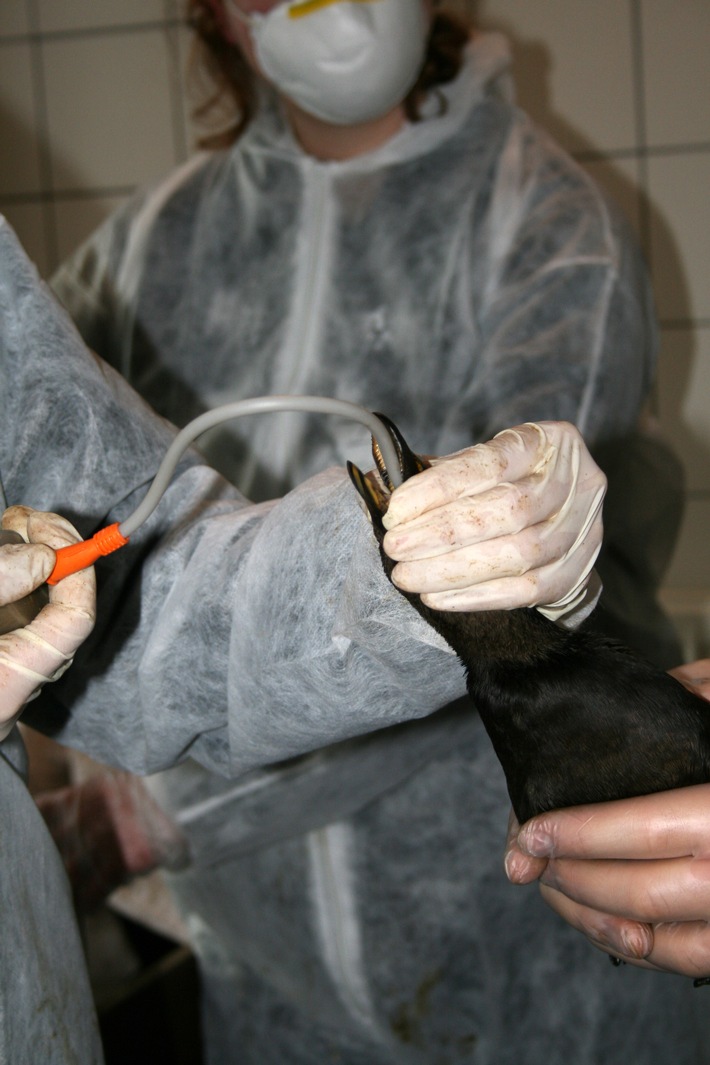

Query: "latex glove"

xmin=0 ymin=505 xmax=95 ymax=739
xmin=505 ymin=785 xmax=710 ymax=979
xmin=382 ymin=421 xmax=605 ymax=621
xmin=36 ymin=769 xmax=189 ymax=913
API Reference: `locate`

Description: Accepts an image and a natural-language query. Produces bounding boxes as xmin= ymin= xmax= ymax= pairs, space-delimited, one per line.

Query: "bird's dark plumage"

xmin=348 ymin=415 xmax=710 ymax=824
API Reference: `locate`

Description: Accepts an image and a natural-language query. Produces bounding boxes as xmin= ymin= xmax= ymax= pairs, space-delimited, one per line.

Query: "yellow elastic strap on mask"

xmin=288 ymin=0 xmax=380 ymax=19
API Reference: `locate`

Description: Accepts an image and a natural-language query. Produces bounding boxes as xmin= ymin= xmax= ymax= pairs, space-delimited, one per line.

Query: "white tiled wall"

xmin=0 ymin=0 xmax=189 ymax=271
xmin=1 ymin=0 xmax=709 ymax=642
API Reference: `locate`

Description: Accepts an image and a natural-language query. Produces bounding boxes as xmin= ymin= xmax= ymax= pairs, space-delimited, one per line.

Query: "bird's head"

xmin=347 ymin=413 xmax=430 ymax=541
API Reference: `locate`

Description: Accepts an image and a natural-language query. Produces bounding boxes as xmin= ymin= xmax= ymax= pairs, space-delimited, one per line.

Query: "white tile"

xmin=42 ymin=30 xmax=179 ymax=192
xmin=0 ymin=1 xmax=30 ymax=37
xmin=54 ymin=195 xmax=130 ymax=265
xmin=0 ymin=202 xmax=51 ymax=277
xmin=647 ymin=151 xmax=710 ymax=322
xmin=657 ymin=327 xmax=710 ymax=493
xmin=476 ymin=0 xmax=637 ymax=153
xmin=663 ymin=497 xmax=710 ymax=589
xmin=641 ymin=0 xmax=710 ymax=147
xmin=579 ymin=154 xmax=644 ymax=242
xmin=0 ymin=43 xmax=42 ymax=195
xmin=37 ymin=0 xmax=166 ymax=33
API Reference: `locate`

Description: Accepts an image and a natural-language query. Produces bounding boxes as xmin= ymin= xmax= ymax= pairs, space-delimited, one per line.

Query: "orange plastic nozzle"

xmin=47 ymin=523 xmax=129 ymax=585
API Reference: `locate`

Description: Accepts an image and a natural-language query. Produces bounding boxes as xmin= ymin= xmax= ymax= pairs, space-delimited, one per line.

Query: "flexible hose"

xmin=120 ymin=396 xmax=401 ymax=536
xmin=46 ymin=396 xmax=401 ymax=583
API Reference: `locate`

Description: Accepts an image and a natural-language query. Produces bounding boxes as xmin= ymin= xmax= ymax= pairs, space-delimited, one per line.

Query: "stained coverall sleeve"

xmin=0 ymin=218 xmax=466 ymax=777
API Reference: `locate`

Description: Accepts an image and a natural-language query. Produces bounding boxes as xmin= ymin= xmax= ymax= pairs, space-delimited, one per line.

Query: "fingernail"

xmin=621 ymin=925 xmax=653 ymax=959
xmin=504 ymin=849 xmax=545 ymax=885
xmin=504 ymin=849 xmax=525 ymax=882
xmin=593 ymin=921 xmax=652 ymax=958
xmin=518 ymin=824 xmax=553 ymax=857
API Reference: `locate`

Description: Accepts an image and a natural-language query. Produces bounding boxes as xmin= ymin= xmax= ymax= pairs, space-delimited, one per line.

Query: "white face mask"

xmin=230 ymin=0 xmax=429 ymax=126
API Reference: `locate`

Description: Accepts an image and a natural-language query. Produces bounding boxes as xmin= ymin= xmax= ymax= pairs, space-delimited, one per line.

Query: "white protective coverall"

xmin=0 ymin=216 xmax=489 ymax=1060
xmin=48 ymin=34 xmax=695 ymax=1065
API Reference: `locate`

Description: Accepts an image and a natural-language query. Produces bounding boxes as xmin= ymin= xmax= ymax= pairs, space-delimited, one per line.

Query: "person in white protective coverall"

xmin=41 ymin=0 xmax=705 ymax=1061
xmin=0 ymin=214 xmax=651 ymax=1063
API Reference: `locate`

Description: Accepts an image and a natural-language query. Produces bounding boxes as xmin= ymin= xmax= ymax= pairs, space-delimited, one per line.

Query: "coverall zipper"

xmin=308 ymin=823 xmax=389 ymax=1042
xmin=261 ymin=160 xmax=335 ymax=481
xmin=282 ymin=159 xmax=334 ymax=395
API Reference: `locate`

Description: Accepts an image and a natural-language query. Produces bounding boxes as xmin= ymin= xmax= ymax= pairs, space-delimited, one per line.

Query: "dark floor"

xmin=88 ymin=912 xmax=204 ymax=1065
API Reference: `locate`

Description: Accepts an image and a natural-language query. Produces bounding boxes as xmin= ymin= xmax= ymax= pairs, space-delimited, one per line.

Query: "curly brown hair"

xmin=185 ymin=1 xmax=471 ymax=149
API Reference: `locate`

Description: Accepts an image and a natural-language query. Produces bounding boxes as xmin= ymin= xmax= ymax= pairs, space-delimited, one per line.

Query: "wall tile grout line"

xmin=163 ymin=0 xmax=190 ymax=166
xmin=629 ymin=0 xmax=652 ymax=260
xmin=573 ymin=142 xmax=710 ymax=163
xmin=661 ymin=319 xmax=710 ymax=331
xmin=0 ymin=19 xmax=186 ymax=47
xmin=0 ymin=187 xmax=139 ymax=206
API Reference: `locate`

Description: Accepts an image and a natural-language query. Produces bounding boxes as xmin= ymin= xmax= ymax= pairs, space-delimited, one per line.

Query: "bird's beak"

xmin=347 ymin=413 xmax=429 ymax=536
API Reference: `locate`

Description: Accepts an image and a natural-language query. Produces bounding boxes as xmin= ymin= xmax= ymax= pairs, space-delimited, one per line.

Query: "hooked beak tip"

xmin=347 ymin=416 xmax=430 ymax=534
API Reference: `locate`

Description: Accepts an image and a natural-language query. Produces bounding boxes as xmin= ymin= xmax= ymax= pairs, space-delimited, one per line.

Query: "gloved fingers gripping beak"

xmin=382 ymin=471 xmax=573 ymax=561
